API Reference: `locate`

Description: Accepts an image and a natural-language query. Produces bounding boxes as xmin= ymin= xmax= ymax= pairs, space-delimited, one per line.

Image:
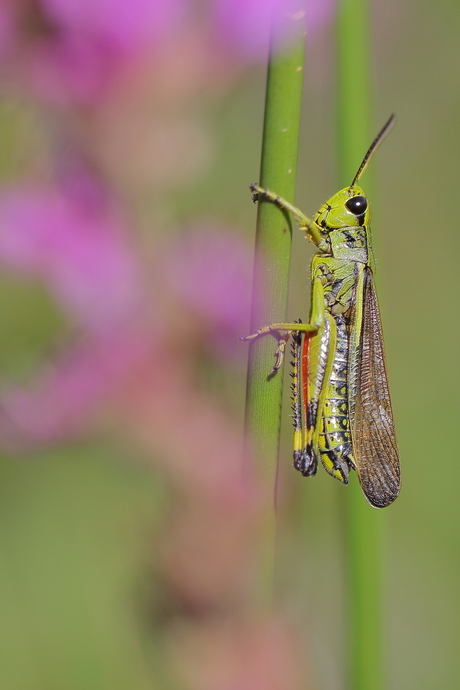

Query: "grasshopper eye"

xmin=346 ymin=196 xmax=368 ymax=216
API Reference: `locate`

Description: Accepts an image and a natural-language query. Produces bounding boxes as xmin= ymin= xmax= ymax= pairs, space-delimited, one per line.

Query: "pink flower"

xmin=212 ymin=0 xmax=336 ymax=59
xmin=166 ymin=227 xmax=252 ymax=357
xmin=0 ymin=179 xmax=252 ymax=447
xmin=0 ymin=185 xmax=144 ymax=334
xmin=40 ymin=0 xmax=183 ymax=53
xmin=0 ymin=177 xmax=151 ymax=447
xmin=0 ymin=330 xmax=149 ymax=447
xmin=0 ymin=0 xmax=185 ymax=103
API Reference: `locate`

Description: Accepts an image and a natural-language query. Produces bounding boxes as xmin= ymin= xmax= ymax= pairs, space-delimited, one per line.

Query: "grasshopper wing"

xmin=351 ymin=269 xmax=401 ymax=508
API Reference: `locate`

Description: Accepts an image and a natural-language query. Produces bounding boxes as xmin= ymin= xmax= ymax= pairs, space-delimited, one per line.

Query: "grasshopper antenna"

xmin=351 ymin=114 xmax=396 ymax=188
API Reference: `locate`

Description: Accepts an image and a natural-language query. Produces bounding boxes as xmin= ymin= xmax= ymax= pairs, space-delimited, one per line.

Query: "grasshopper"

xmin=243 ymin=115 xmax=400 ymax=508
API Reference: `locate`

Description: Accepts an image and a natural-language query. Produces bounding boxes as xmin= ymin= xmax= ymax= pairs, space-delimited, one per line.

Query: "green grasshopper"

xmin=243 ymin=115 xmax=400 ymax=508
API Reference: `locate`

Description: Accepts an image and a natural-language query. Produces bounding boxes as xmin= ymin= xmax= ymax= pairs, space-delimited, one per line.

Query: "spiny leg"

xmin=290 ymin=329 xmax=303 ymax=440
xmin=291 ymin=330 xmax=317 ymax=477
xmin=291 ymin=283 xmax=332 ymax=478
xmin=290 ymin=329 xmax=317 ymax=476
xmin=241 ymin=321 xmax=319 ymax=374
xmin=259 ymin=322 xmax=317 ymax=475
xmin=241 ymin=276 xmax=326 ymax=374
xmin=241 ymin=321 xmax=319 ymax=341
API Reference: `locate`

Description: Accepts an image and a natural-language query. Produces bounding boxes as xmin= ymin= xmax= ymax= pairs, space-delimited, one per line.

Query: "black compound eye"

xmin=345 ymin=195 xmax=368 ymax=216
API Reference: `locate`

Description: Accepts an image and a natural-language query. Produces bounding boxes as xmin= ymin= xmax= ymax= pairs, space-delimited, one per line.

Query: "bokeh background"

xmin=0 ymin=0 xmax=458 ymax=689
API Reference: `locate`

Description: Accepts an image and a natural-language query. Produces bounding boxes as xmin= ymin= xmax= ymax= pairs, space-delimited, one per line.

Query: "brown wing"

xmin=351 ymin=269 xmax=400 ymax=508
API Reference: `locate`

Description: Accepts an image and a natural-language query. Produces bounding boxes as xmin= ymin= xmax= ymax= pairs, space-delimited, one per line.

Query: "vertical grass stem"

xmin=244 ymin=5 xmax=307 ymax=607
xmin=336 ymin=1 xmax=386 ymax=688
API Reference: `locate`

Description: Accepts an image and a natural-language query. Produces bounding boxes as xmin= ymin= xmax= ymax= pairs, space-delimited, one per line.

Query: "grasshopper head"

xmin=314 ymin=185 xmax=371 ymax=231
xmin=308 ymin=114 xmax=395 ymax=266
xmin=312 ymin=114 xmax=395 ymax=235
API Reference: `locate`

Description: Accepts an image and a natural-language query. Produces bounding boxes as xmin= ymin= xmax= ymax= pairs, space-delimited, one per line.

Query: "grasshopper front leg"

xmin=249 ymin=183 xmax=327 ymax=250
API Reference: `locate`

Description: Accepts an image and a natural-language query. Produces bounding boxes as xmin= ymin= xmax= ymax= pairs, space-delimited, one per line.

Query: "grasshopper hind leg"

xmin=291 ymin=330 xmax=318 ymax=477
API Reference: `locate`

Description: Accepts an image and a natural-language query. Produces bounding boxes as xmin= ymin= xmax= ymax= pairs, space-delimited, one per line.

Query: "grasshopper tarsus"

xmin=294 ymin=448 xmax=317 ymax=477
xmin=249 ymin=183 xmax=259 ymax=204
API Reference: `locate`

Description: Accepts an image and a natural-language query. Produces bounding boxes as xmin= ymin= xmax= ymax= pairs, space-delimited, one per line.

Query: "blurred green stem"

xmin=336 ymin=1 xmax=386 ymax=689
xmin=244 ymin=7 xmax=306 ymax=607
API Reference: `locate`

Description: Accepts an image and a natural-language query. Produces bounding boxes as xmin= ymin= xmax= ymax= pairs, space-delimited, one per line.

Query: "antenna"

xmin=351 ymin=114 xmax=396 ymax=187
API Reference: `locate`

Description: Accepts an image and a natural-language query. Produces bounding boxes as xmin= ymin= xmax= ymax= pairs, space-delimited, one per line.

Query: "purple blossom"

xmin=212 ymin=0 xmax=336 ymax=60
xmin=0 ymin=185 xmax=144 ymax=334
xmin=0 ymin=178 xmax=152 ymax=446
xmin=40 ymin=0 xmax=183 ymax=52
xmin=0 ymin=181 xmax=253 ymax=447
xmin=166 ymin=227 xmax=252 ymax=357
xmin=0 ymin=0 xmax=185 ymax=103
xmin=25 ymin=33 xmax=125 ymax=104
xmin=0 ymin=330 xmax=149 ymax=447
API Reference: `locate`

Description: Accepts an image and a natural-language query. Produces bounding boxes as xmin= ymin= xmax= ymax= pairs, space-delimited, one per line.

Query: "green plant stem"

xmin=244 ymin=9 xmax=306 ymax=607
xmin=336 ymin=1 xmax=386 ymax=689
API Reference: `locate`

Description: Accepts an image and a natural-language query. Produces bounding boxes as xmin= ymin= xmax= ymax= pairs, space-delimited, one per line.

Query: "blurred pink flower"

xmin=165 ymin=227 xmax=252 ymax=357
xmin=0 ymin=184 xmax=144 ymax=334
xmin=40 ymin=0 xmax=183 ymax=52
xmin=212 ymin=0 xmax=336 ymax=59
xmin=0 ymin=330 xmax=149 ymax=447
xmin=0 ymin=179 xmax=252 ymax=447
xmin=0 ymin=176 xmax=152 ymax=447
xmin=26 ymin=33 xmax=128 ymax=104
xmin=0 ymin=0 xmax=185 ymax=103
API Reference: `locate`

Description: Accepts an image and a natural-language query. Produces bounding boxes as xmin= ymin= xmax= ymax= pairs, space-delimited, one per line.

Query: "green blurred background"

xmin=0 ymin=0 xmax=459 ymax=688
